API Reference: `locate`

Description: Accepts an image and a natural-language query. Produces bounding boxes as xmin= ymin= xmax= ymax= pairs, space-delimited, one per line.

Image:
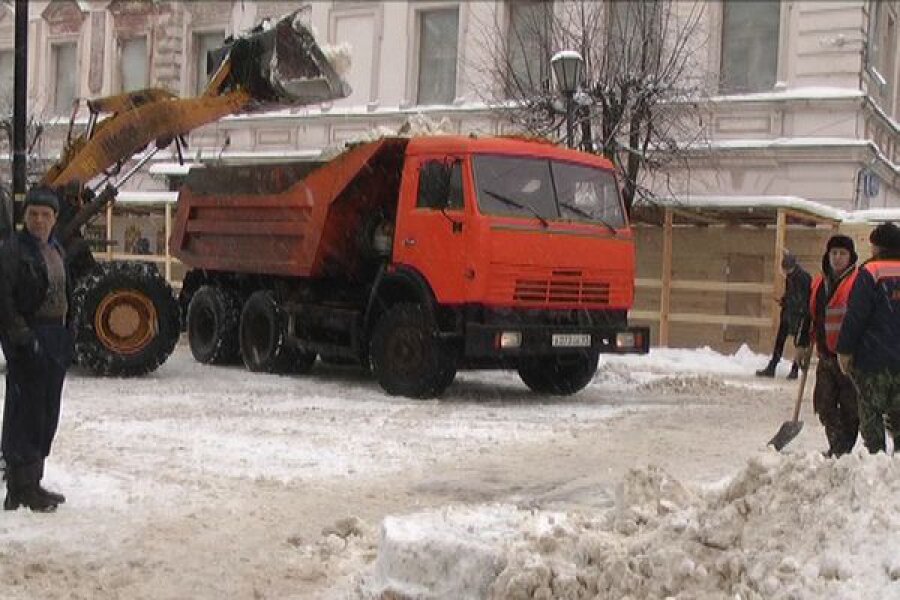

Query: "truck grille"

xmin=512 ymin=270 xmax=610 ymax=305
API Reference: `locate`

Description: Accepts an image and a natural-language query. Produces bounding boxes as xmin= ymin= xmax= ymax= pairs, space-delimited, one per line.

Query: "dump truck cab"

xmin=174 ymin=135 xmax=648 ymax=399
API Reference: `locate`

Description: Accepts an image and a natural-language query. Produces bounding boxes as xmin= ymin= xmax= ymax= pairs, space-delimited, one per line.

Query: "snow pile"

xmin=594 ymin=344 xmax=776 ymax=394
xmin=321 ymin=42 xmax=353 ymax=79
xmin=356 ymin=452 xmax=900 ymax=599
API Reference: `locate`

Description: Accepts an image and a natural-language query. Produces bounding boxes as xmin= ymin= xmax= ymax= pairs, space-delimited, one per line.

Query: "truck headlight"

xmin=616 ymin=332 xmax=635 ymax=349
xmin=497 ymin=331 xmax=522 ymax=349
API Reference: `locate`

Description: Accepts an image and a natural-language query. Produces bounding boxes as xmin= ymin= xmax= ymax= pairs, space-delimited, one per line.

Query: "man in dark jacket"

xmin=795 ymin=235 xmax=859 ymax=457
xmin=757 ymin=251 xmax=811 ymax=379
xmin=836 ymin=222 xmax=900 ymax=454
xmin=0 ymin=186 xmax=73 ymax=512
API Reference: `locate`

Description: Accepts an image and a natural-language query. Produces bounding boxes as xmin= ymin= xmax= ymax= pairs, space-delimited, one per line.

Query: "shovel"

xmin=768 ymin=365 xmax=810 ymax=451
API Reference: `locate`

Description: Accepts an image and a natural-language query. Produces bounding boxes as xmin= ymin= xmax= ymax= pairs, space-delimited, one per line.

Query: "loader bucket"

xmin=207 ymin=9 xmax=351 ymax=106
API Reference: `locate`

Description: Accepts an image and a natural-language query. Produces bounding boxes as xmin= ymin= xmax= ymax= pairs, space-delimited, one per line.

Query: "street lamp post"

xmin=551 ymin=50 xmax=584 ymax=149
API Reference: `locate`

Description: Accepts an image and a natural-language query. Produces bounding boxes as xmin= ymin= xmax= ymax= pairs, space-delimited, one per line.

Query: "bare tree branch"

xmin=472 ymin=0 xmax=709 ymax=215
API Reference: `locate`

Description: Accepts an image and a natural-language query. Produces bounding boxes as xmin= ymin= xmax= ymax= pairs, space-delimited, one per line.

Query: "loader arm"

xmin=41 ymin=7 xmax=348 ymax=191
xmin=42 ymin=88 xmax=252 ymax=188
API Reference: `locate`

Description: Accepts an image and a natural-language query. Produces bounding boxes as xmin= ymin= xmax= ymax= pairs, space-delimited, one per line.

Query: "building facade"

xmin=1 ymin=0 xmax=898 ymax=210
xmin=1 ymin=1 xmax=899 ymax=352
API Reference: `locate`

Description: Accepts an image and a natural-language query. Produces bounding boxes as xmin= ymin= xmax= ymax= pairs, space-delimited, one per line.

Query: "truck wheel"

xmin=187 ymin=285 xmax=241 ymax=365
xmin=239 ymin=290 xmax=316 ymax=374
xmin=517 ymin=351 xmax=599 ymax=396
xmin=370 ymin=303 xmax=456 ymax=399
xmin=72 ymin=261 xmax=181 ymax=377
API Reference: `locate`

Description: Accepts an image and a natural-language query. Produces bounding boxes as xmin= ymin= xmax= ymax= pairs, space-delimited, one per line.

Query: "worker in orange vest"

xmin=836 ymin=222 xmax=900 ymax=453
xmin=795 ymin=235 xmax=859 ymax=457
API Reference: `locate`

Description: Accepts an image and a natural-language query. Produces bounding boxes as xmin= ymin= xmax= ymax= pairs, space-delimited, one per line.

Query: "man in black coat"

xmin=836 ymin=222 xmax=900 ymax=453
xmin=0 ymin=186 xmax=73 ymax=512
xmin=757 ymin=251 xmax=811 ymax=379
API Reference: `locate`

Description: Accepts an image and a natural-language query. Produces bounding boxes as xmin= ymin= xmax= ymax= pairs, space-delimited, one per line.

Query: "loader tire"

xmin=72 ymin=261 xmax=181 ymax=377
xmin=517 ymin=350 xmax=599 ymax=396
xmin=187 ymin=285 xmax=242 ymax=365
xmin=239 ymin=290 xmax=316 ymax=374
xmin=369 ymin=303 xmax=456 ymax=399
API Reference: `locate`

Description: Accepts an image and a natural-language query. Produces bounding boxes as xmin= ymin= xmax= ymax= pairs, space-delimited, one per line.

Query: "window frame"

xmin=505 ymin=0 xmax=552 ymax=97
xmin=50 ymin=39 xmax=79 ymax=116
xmin=117 ymin=35 xmax=149 ymax=94
xmin=413 ymin=4 xmax=461 ymax=106
xmin=718 ymin=0 xmax=782 ymax=94
xmin=191 ymin=29 xmax=227 ymax=96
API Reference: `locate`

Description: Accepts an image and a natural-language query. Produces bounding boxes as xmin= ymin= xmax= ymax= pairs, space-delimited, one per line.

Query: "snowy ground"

xmin=1 ymin=341 xmax=891 ymax=599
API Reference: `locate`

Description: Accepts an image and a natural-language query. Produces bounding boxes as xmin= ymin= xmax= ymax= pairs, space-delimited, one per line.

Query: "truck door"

xmin=394 ymin=156 xmax=470 ymax=304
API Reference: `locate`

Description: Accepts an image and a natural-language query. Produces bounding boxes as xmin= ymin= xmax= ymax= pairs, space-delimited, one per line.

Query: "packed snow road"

xmin=0 ymin=343 xmax=820 ymax=599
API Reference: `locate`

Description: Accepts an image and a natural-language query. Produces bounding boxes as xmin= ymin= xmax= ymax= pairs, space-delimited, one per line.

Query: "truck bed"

xmin=170 ymin=137 xmax=407 ymax=278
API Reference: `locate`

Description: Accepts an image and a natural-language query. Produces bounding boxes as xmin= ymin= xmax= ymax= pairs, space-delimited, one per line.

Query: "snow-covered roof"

xmin=634 ymin=195 xmax=900 ymax=226
xmin=117 ymin=191 xmax=178 ymax=204
xmin=707 ymin=86 xmax=865 ymax=104
xmin=843 ymin=208 xmax=900 ymax=223
xmin=634 ymin=194 xmax=845 ymax=225
xmin=148 ymin=163 xmax=197 ymax=177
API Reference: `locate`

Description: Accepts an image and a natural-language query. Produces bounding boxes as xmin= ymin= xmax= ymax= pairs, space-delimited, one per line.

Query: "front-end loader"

xmin=31 ymin=9 xmax=349 ymax=376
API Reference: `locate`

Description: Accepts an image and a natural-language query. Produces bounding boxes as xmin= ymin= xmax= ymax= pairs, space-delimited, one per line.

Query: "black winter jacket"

xmin=782 ymin=265 xmax=812 ymax=328
xmin=835 ymin=253 xmax=900 ymax=374
xmin=0 ymin=230 xmax=72 ymax=348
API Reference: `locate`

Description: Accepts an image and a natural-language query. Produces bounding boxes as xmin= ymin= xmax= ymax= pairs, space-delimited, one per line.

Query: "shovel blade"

xmin=768 ymin=420 xmax=804 ymax=451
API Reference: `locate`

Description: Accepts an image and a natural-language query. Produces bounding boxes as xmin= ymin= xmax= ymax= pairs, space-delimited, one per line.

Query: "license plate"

xmin=552 ymin=333 xmax=591 ymax=348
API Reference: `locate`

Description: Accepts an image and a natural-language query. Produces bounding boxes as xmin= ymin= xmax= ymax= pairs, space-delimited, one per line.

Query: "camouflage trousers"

xmin=853 ymin=369 xmax=900 ymax=454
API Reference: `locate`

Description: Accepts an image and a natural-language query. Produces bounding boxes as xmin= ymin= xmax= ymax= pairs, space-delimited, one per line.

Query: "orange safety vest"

xmin=861 ymin=259 xmax=900 ymax=283
xmin=809 ymin=267 xmax=858 ymax=353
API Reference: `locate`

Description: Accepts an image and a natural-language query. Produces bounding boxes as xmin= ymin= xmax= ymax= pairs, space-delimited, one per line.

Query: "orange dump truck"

xmin=171 ymin=135 xmax=649 ymax=398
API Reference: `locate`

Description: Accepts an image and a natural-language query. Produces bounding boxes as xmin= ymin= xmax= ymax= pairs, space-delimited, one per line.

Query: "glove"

xmin=837 ymin=353 xmax=853 ymax=376
xmin=795 ymin=345 xmax=812 ymax=370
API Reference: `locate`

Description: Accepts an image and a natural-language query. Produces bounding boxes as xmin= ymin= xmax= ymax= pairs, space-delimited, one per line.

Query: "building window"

xmin=0 ymin=50 xmax=12 ymax=104
xmin=52 ymin=42 xmax=78 ymax=115
xmin=719 ymin=0 xmax=780 ymax=93
xmin=607 ymin=1 xmax=663 ymax=79
xmin=507 ymin=0 xmax=551 ymax=96
xmin=417 ymin=8 xmax=459 ymax=105
xmin=119 ymin=37 xmax=148 ymax=93
xmin=868 ymin=0 xmax=897 ymax=105
xmin=194 ymin=31 xmax=225 ymax=95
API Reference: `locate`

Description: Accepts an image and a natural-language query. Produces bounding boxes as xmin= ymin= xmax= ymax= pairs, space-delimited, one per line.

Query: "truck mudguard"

xmin=364 ymin=265 xmax=438 ymax=333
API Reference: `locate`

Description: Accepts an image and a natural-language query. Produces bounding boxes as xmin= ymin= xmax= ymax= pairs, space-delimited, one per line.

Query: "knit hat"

xmin=870 ymin=222 xmax=900 ymax=251
xmin=825 ymin=234 xmax=857 ymax=265
xmin=24 ymin=186 xmax=59 ymax=213
xmin=781 ymin=251 xmax=798 ymax=271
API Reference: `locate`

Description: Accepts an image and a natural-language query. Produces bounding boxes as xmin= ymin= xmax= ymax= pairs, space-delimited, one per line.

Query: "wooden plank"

xmin=630 ymin=310 xmax=772 ymax=328
xmin=659 ymin=208 xmax=673 ymax=347
xmin=164 ymin=203 xmax=172 ymax=283
xmin=106 ymin=204 xmax=114 ymax=262
xmin=772 ymin=209 xmax=787 ymax=328
xmin=636 ymin=278 xmax=774 ymax=293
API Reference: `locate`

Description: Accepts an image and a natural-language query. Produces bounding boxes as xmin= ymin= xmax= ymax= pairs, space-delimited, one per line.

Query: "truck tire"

xmin=187 ymin=285 xmax=241 ymax=365
xmin=239 ymin=290 xmax=316 ymax=374
xmin=370 ymin=303 xmax=456 ymax=399
xmin=517 ymin=351 xmax=600 ymax=396
xmin=72 ymin=261 xmax=180 ymax=377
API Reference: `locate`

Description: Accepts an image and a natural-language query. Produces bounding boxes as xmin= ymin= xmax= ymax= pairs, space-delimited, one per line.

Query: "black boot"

xmin=36 ymin=459 xmax=66 ymax=504
xmin=787 ymin=363 xmax=799 ymax=380
xmin=756 ymin=360 xmax=777 ymax=377
xmin=4 ymin=463 xmax=58 ymax=513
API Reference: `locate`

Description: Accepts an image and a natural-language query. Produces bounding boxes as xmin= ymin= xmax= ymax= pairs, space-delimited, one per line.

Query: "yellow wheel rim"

xmin=94 ymin=290 xmax=158 ymax=355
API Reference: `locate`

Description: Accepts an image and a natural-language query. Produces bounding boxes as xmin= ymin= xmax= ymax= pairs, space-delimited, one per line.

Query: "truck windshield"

xmin=473 ymin=155 xmax=626 ymax=229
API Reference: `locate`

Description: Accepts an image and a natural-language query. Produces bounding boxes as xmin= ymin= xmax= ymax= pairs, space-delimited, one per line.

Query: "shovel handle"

xmin=791 ymin=366 xmax=810 ymax=422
